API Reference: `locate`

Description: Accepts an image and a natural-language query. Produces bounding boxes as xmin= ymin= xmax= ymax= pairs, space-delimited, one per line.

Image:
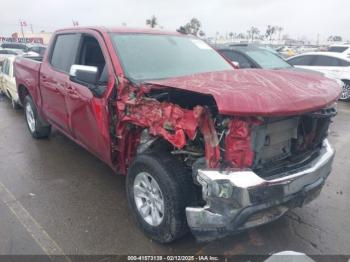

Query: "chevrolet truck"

xmin=14 ymin=27 xmax=341 ymax=243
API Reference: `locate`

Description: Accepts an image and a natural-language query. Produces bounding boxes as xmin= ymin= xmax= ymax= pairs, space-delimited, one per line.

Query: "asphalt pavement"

xmin=0 ymin=94 xmax=349 ymax=256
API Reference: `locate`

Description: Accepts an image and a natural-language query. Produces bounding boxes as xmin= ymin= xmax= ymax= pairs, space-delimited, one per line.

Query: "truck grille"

xmin=251 ymin=107 xmax=336 ymax=178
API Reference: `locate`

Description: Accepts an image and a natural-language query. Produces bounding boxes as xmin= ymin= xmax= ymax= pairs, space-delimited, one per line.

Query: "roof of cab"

xmin=288 ymin=51 xmax=350 ymax=61
xmin=55 ymin=26 xmax=182 ymax=36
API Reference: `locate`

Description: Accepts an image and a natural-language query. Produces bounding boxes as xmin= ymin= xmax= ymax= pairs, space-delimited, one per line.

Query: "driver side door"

xmin=65 ymin=32 xmax=112 ymax=161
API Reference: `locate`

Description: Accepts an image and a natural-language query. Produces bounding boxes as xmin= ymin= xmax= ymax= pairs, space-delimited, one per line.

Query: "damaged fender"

xmin=113 ymin=82 xmax=220 ymax=174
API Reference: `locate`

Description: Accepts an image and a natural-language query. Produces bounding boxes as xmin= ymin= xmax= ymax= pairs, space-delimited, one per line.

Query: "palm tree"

xmin=265 ymin=25 xmax=276 ymax=42
xmin=229 ymin=32 xmax=234 ymax=40
xmin=146 ymin=15 xmax=157 ymax=28
xmin=247 ymin=26 xmax=260 ymax=42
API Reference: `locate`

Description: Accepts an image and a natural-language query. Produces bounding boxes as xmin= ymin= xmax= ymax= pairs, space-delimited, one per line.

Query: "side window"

xmin=3 ymin=60 xmax=10 ymax=75
xmin=50 ymin=34 xmax=80 ymax=73
xmin=76 ymin=35 xmax=108 ymax=83
xmin=72 ymin=35 xmax=109 ymax=97
xmin=220 ymin=50 xmax=253 ymax=68
xmin=312 ymin=56 xmax=341 ymax=67
xmin=1 ymin=60 xmax=7 ymax=73
xmin=288 ymin=55 xmax=315 ymax=66
xmin=338 ymin=59 xmax=350 ymax=67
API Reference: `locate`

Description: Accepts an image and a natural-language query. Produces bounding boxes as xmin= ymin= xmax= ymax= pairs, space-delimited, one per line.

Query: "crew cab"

xmin=14 ymin=27 xmax=341 ymax=243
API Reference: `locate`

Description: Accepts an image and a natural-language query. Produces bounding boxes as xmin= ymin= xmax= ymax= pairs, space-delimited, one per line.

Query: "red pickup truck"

xmin=14 ymin=27 xmax=341 ymax=243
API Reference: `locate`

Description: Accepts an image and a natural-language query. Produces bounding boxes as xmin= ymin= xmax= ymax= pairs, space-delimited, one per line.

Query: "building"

xmin=10 ymin=32 xmax=52 ymax=45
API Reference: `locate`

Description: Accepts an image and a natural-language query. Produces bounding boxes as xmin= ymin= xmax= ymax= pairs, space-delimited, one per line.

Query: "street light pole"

xmin=20 ymin=21 xmax=25 ymax=39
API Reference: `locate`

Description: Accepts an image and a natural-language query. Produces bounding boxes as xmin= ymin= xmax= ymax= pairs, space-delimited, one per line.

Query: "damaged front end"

xmin=113 ymin=78 xmax=337 ymax=242
xmin=186 ymin=106 xmax=337 ymax=241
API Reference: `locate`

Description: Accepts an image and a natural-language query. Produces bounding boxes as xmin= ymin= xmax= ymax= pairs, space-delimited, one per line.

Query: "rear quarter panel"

xmin=14 ymin=57 xmax=42 ymax=108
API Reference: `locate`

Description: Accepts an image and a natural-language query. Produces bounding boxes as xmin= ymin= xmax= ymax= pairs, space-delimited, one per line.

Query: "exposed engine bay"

xmin=174 ymin=105 xmax=336 ymax=180
xmin=112 ymin=80 xmax=337 ymax=181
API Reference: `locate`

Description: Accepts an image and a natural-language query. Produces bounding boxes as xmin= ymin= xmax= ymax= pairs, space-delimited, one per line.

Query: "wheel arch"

xmin=17 ymin=84 xmax=30 ymax=106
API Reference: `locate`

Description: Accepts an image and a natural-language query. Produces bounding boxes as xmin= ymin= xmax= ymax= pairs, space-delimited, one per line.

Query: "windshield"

xmin=110 ymin=33 xmax=233 ymax=81
xmin=245 ymin=49 xmax=292 ymax=69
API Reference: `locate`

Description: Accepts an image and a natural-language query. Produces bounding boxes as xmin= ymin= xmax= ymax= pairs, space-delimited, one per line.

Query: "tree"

xmin=328 ymin=35 xmax=343 ymax=42
xmin=247 ymin=26 xmax=260 ymax=41
xmin=237 ymin=33 xmax=246 ymax=39
xmin=229 ymin=32 xmax=234 ymax=40
xmin=146 ymin=15 xmax=157 ymax=28
xmin=265 ymin=25 xmax=277 ymax=42
xmin=199 ymin=30 xmax=205 ymax=37
xmin=177 ymin=18 xmax=202 ymax=36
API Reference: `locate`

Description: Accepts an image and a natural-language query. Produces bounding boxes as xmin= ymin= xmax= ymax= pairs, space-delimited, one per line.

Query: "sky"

xmin=0 ymin=0 xmax=349 ymax=42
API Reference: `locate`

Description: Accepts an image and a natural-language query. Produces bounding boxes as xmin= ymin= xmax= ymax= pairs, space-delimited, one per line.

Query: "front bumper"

xmin=186 ymin=139 xmax=335 ymax=241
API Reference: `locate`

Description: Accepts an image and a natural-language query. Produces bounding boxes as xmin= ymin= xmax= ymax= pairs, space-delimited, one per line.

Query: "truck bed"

xmin=14 ymin=56 xmax=42 ymax=106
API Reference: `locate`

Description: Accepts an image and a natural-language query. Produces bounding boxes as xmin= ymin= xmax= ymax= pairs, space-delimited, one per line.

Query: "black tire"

xmin=126 ymin=151 xmax=195 ymax=243
xmin=24 ymin=95 xmax=51 ymax=138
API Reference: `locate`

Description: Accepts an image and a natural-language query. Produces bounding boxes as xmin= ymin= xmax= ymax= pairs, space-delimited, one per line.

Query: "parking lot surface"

xmin=0 ymin=95 xmax=349 ymax=255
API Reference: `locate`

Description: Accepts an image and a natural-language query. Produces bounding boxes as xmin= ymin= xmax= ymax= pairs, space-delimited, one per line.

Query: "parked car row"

xmin=0 ymin=56 xmax=20 ymax=109
xmin=0 ymin=42 xmax=46 ymax=108
xmin=218 ymin=45 xmax=350 ymax=101
xmin=287 ymin=52 xmax=350 ymax=101
xmin=0 ymin=42 xmax=47 ymax=56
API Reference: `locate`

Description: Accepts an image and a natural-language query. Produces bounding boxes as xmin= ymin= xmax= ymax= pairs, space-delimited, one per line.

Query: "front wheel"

xmin=24 ymin=95 xmax=51 ymax=138
xmin=126 ymin=152 xmax=195 ymax=243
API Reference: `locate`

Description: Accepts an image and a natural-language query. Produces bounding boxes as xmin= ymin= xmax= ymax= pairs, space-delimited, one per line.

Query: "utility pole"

xmin=20 ymin=20 xmax=25 ymax=39
xmin=30 ymin=24 xmax=34 ymax=33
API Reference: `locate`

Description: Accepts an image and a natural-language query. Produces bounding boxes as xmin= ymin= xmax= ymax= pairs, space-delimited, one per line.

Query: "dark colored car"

xmin=1 ymin=42 xmax=29 ymax=51
xmin=218 ymin=45 xmax=291 ymax=69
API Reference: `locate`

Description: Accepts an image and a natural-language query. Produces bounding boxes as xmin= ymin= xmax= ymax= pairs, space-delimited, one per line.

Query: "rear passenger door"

xmin=311 ymin=55 xmax=347 ymax=78
xmin=40 ymin=33 xmax=80 ymax=133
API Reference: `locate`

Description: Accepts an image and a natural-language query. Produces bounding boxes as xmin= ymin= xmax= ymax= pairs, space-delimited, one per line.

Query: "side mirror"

xmin=231 ymin=61 xmax=240 ymax=68
xmin=69 ymin=65 xmax=99 ymax=86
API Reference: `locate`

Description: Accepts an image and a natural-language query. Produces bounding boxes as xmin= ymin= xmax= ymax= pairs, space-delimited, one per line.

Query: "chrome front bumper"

xmin=186 ymin=139 xmax=335 ymax=241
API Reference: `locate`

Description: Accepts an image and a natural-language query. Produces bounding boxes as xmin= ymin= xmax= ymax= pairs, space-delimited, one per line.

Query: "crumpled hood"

xmin=146 ymin=69 xmax=341 ymax=116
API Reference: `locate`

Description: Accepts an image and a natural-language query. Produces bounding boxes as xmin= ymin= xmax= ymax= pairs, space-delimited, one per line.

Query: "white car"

xmin=328 ymin=44 xmax=350 ymax=58
xmin=0 ymin=49 xmax=21 ymax=65
xmin=287 ymin=52 xmax=350 ymax=101
xmin=0 ymin=56 xmax=20 ymax=109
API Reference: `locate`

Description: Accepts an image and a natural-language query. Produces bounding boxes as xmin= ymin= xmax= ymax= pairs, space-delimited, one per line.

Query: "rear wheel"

xmin=126 ymin=152 xmax=195 ymax=243
xmin=339 ymin=80 xmax=350 ymax=101
xmin=24 ymin=95 xmax=51 ymax=138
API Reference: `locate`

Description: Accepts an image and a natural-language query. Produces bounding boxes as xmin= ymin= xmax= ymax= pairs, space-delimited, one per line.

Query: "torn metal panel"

xmin=193 ymin=106 xmax=220 ymax=168
xmin=114 ymin=81 xmax=221 ymax=174
xmin=224 ymin=118 xmax=260 ymax=168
